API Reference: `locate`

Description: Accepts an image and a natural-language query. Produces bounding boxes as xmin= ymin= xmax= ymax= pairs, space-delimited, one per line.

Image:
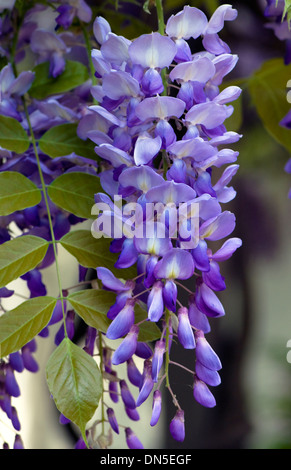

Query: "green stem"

xmin=155 ymin=0 xmax=165 ymax=34
xmin=23 ymin=98 xmax=68 ymax=338
xmin=98 ymin=331 xmax=105 ymax=435
xmin=81 ymin=21 xmax=98 ymax=97
xmin=155 ymin=0 xmax=167 ymax=96
xmin=165 ymin=308 xmax=171 ymax=388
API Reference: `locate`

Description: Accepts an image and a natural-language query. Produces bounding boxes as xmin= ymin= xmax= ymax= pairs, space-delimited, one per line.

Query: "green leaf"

xmin=0 ymin=296 xmax=57 ymax=357
xmin=29 ymin=60 xmax=89 ymax=100
xmin=38 ymin=123 xmax=97 ymax=160
xmin=67 ymin=289 xmax=116 ymax=332
xmin=0 ymin=115 xmax=30 ymax=153
xmin=59 ymin=230 xmax=137 ymax=278
xmin=0 ymin=172 xmax=42 ymax=216
xmin=248 ymin=58 xmax=291 ymax=154
xmin=0 ymin=235 xmax=49 ymax=288
xmin=67 ymin=289 xmax=161 ymax=342
xmin=46 ymin=338 xmax=102 ymax=443
xmin=47 ymin=172 xmax=102 ymax=219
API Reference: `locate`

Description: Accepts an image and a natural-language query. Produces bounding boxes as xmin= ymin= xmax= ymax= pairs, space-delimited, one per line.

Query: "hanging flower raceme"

xmin=263 ymin=1 xmax=291 ymax=198
xmin=77 ymin=3 xmax=243 ymax=448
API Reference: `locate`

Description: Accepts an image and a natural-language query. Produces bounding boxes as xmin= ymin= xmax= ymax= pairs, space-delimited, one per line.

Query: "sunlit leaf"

xmin=0 ymin=236 xmax=49 ymax=288
xmin=60 ymin=230 xmax=137 ymax=278
xmin=39 ymin=123 xmax=97 ymax=160
xmin=248 ymin=58 xmax=291 ymax=154
xmin=29 ymin=60 xmax=89 ymax=100
xmin=0 ymin=116 xmax=30 ymax=153
xmin=46 ymin=338 xmax=102 ymax=443
xmin=0 ymin=296 xmax=57 ymax=357
xmin=47 ymin=172 xmax=102 ymax=219
xmin=0 ymin=172 xmax=42 ymax=216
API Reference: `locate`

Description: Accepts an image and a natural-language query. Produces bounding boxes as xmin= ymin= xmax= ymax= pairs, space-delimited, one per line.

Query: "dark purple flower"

xmin=125 ymin=427 xmax=144 ymax=449
xmin=112 ymin=325 xmax=139 ymax=365
xmin=193 ymin=376 xmax=216 ymax=408
xmin=120 ymin=380 xmax=136 ymax=410
xmin=107 ymin=408 xmax=119 ymax=434
xmin=169 ymin=409 xmax=185 ymax=442
xmin=136 ymin=360 xmax=154 ymax=407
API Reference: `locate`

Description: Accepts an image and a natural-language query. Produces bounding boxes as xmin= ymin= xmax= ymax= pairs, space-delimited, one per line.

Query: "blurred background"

xmin=1 ymin=0 xmax=291 ymax=450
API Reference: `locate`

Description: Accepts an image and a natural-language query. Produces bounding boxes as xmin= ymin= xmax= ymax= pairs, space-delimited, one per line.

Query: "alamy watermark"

xmin=91 ymin=195 xmax=200 ymax=249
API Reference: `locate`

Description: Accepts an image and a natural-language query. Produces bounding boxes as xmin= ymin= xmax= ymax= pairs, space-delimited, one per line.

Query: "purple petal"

xmin=21 ymin=346 xmax=39 ymax=372
xmin=100 ymin=33 xmax=131 ymax=66
xmin=9 ymin=352 xmax=24 ymax=373
xmin=136 ymin=360 xmax=154 ymax=407
xmin=120 ymin=380 xmax=136 ymax=409
xmin=169 ymin=409 xmax=185 ymax=442
xmin=211 ymin=237 xmax=242 ymax=262
xmin=93 ymin=16 xmax=111 ymax=44
xmin=106 ymin=300 xmax=135 ymax=340
xmin=107 ymin=408 xmax=119 ymax=434
xmin=129 ymin=32 xmax=177 ymax=69
xmin=200 ymin=211 xmax=236 ymax=241
xmin=13 ymin=435 xmax=24 ymax=449
xmin=177 ymin=307 xmax=195 ymax=349
xmin=195 ymin=330 xmax=222 ymax=371
xmin=185 ymin=102 xmax=230 ymax=129
xmin=127 ymin=358 xmax=142 ymax=388
xmin=147 ymin=281 xmax=164 ymax=322
xmin=115 ymin=239 xmax=139 ymax=269
xmin=102 ymin=70 xmax=140 ymax=100
xmin=150 ymin=390 xmax=162 ymax=426
xmin=163 ymin=279 xmax=177 ymax=312
xmin=151 ymin=340 xmax=165 ymax=382
xmin=195 ymin=279 xmax=225 ymax=318
xmin=76 ymin=0 xmax=92 ymax=23
xmin=142 ymin=67 xmax=164 ymax=95
xmin=97 ymin=267 xmax=128 ymax=291
xmin=133 ymin=133 xmax=162 ymax=166
xmin=167 ymin=137 xmax=217 ymax=162
xmin=211 ymin=54 xmax=239 ymax=86
xmin=205 ymin=5 xmax=238 ymax=35
xmin=155 ymin=119 xmax=177 ymax=148
xmin=202 ymin=33 xmax=231 ymax=55
xmin=166 ymin=6 xmax=208 ymax=40
xmin=5 ymin=366 xmax=20 ymax=397
xmin=125 ymin=428 xmax=144 ymax=449
xmin=30 ymin=29 xmax=67 ymax=54
xmin=169 ymin=56 xmax=215 ymax=84
xmin=154 ymin=248 xmax=195 ymax=280
xmin=134 ymin=342 xmax=153 ymax=359
xmin=188 ymin=296 xmax=211 ymax=334
xmin=119 ymin=164 xmax=163 ymax=193
xmin=213 ymin=86 xmax=242 ymax=105
xmin=125 ymin=407 xmax=140 ymax=421
xmin=135 ymin=96 xmax=185 ymax=121
xmin=95 ymin=143 xmax=132 ymax=168
xmin=112 ymin=325 xmax=139 ymax=365
xmin=11 ymin=407 xmax=21 ymax=431
xmin=202 ymin=260 xmax=226 ymax=291
xmin=7 ymin=71 xmax=35 ymax=96
xmin=193 ymin=377 xmax=216 ymax=408
xmin=195 ymin=361 xmax=221 ymax=387
xmin=191 ymin=239 xmax=210 ymax=271
xmin=145 ymin=180 xmax=196 ymax=205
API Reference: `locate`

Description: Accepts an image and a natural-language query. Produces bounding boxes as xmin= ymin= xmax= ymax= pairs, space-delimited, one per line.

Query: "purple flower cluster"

xmin=263 ymin=1 xmax=291 ymax=197
xmin=78 ymin=4 xmax=243 ymax=445
xmin=0 ymin=0 xmax=93 ymax=448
